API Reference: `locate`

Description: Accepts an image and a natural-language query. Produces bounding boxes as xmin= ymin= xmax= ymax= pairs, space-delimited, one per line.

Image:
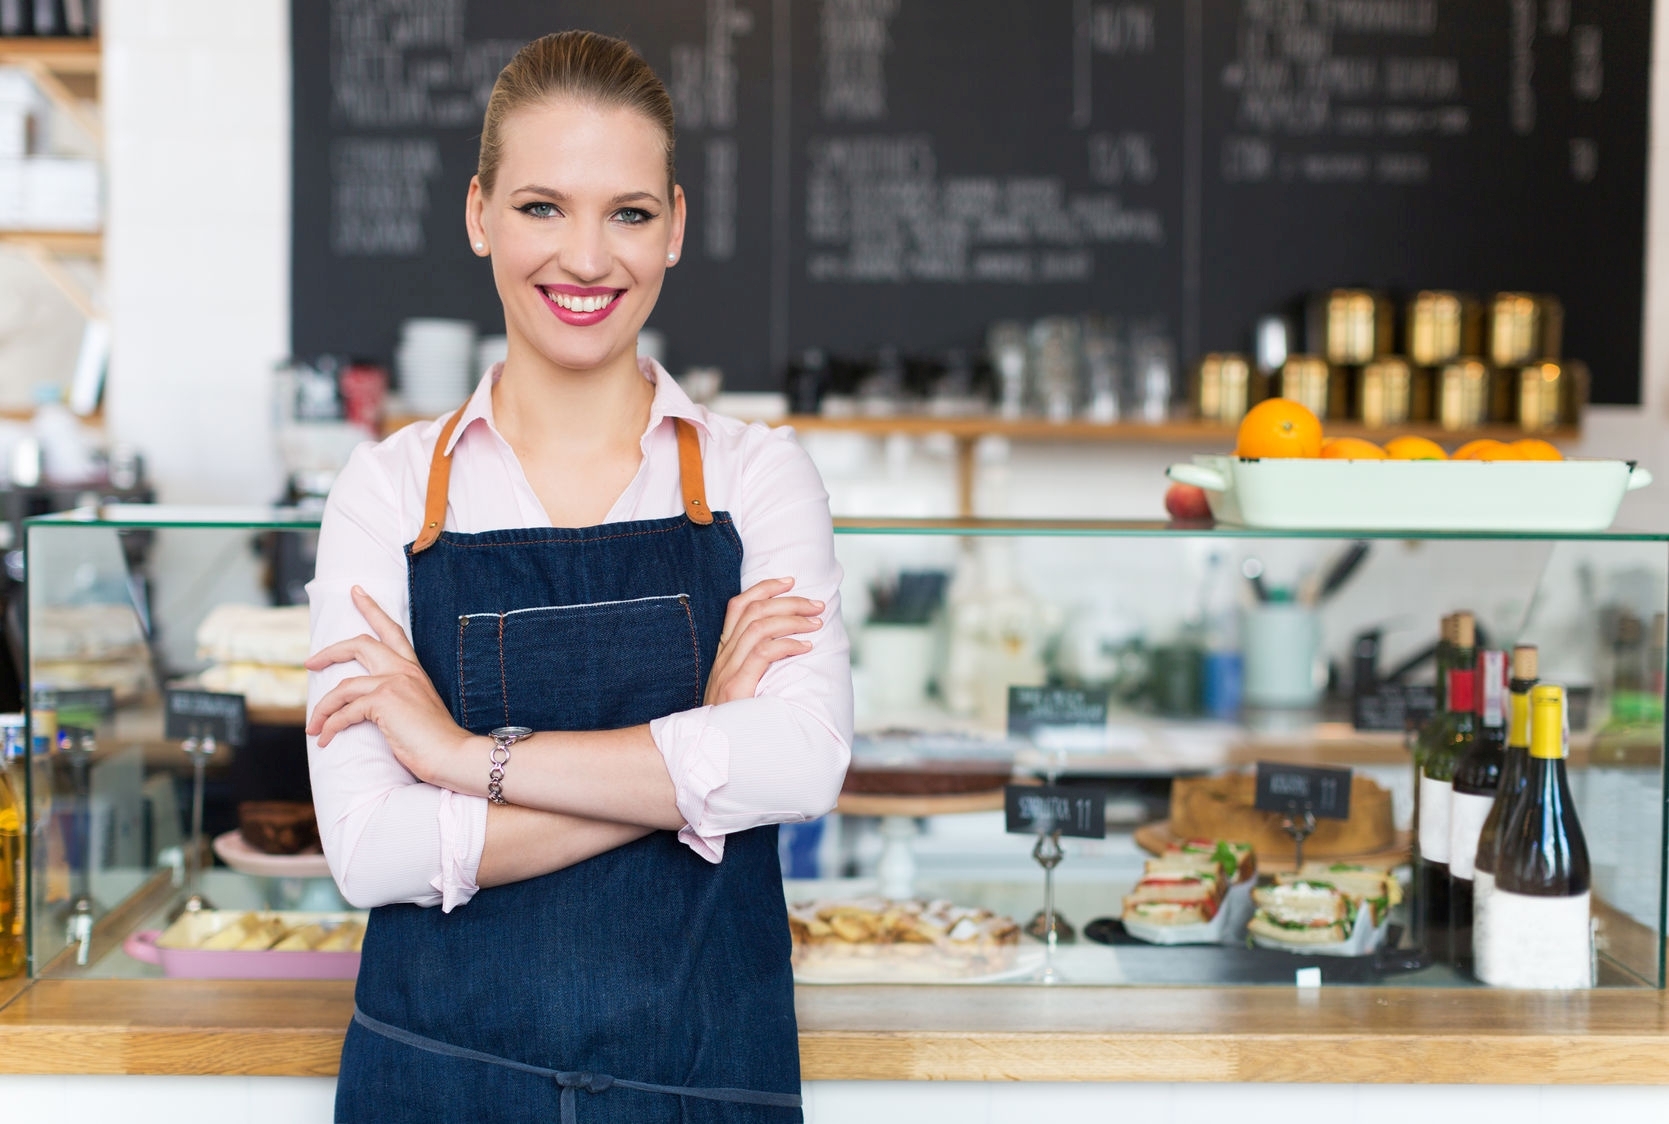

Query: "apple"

xmin=1164 ymin=482 xmax=1214 ymax=524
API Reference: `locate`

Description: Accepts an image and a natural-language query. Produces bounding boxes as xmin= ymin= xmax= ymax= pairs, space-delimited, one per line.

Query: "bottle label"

xmin=1449 ymin=790 xmax=1494 ymax=880
xmin=1482 ymin=889 xmax=1592 ymax=989
xmin=1479 ymin=651 xmax=1506 ymax=727
xmin=1418 ymin=775 xmax=1454 ymax=862
xmin=1473 ymin=870 xmax=1495 ymax=982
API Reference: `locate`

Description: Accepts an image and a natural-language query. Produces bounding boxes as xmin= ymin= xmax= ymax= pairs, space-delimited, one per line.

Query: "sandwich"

xmin=1125 ymin=899 xmax=1219 ymax=926
xmin=1247 ymin=881 xmax=1358 ymax=945
xmin=1276 ymin=863 xmax=1401 ymax=926
xmin=1175 ymin=838 xmax=1257 ymax=883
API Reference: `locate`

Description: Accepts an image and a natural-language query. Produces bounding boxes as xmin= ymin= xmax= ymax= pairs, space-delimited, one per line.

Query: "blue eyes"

xmin=514 ymin=203 xmax=658 ymax=225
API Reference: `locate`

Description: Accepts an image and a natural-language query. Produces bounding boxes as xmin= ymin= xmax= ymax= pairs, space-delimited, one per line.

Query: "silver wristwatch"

xmin=486 ymin=726 xmax=532 ymax=806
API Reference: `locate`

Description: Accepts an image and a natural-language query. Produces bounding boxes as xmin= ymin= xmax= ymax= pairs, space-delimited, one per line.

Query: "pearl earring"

xmin=475 ymin=242 xmax=486 ymax=252
xmin=667 ymin=252 xmax=676 ymax=262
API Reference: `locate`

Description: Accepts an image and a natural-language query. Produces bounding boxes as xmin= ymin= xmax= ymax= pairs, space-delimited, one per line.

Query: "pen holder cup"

xmin=1241 ymin=604 xmax=1325 ymax=708
xmin=859 ymin=622 xmax=936 ymax=712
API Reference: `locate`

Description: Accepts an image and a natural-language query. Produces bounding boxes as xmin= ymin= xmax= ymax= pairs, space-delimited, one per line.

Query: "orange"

xmin=1383 ymin=435 xmax=1448 ymax=461
xmin=1234 ymin=399 xmax=1323 ymax=458
xmin=1474 ymin=444 xmax=1521 ymax=461
xmin=1509 ymin=438 xmax=1564 ymax=461
xmin=1320 ymin=437 xmax=1387 ymax=460
xmin=1453 ymin=438 xmax=1509 ymax=460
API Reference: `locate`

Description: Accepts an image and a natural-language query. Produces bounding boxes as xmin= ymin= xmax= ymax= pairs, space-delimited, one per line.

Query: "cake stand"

xmin=836 ymin=788 xmax=1014 ymax=900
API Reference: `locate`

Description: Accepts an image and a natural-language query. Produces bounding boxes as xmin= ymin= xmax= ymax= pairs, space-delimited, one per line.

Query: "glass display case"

xmin=7 ymin=506 xmax=1666 ymax=991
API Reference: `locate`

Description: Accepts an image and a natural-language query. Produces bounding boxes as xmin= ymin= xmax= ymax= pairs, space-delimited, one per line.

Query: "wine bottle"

xmin=1473 ymin=645 xmax=1537 ymax=983
xmin=1406 ymin=614 xmax=1451 ymax=958
xmin=1416 ymin=612 xmax=1475 ymax=963
xmin=1449 ymin=649 xmax=1506 ymax=976
xmin=0 ymin=716 xmax=25 ymax=979
xmin=1491 ymin=684 xmax=1592 ymax=989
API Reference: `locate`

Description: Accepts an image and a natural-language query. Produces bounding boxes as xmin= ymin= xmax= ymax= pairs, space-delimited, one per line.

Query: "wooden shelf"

xmin=775 ymin=413 xmax=1580 ymax=448
xmin=0 ymin=37 xmax=100 ymax=75
xmin=5 ymin=979 xmax=1669 ymax=1083
xmin=0 ymin=230 xmax=100 ymax=256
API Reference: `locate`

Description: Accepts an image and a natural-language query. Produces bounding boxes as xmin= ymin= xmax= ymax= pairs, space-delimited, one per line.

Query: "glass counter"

xmin=7 ymin=507 xmax=1664 ymax=990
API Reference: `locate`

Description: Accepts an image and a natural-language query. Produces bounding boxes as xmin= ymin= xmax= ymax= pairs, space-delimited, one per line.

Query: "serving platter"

xmin=1167 ymin=455 xmax=1650 ymax=532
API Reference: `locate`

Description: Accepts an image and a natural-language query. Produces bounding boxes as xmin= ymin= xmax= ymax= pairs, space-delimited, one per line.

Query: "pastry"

xmin=237 ymin=801 xmax=320 ymax=855
xmin=788 ymin=896 xmax=1020 ymax=980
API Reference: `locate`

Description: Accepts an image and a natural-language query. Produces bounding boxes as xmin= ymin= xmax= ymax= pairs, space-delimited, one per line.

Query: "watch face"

xmin=489 ymin=726 xmax=534 ymax=740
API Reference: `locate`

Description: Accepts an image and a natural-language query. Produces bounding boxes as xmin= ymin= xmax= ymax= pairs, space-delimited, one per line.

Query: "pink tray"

xmin=123 ymin=929 xmax=361 ymax=979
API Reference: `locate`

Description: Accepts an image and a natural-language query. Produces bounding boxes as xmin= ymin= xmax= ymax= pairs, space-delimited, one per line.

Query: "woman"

xmin=304 ymin=30 xmax=852 ymax=1123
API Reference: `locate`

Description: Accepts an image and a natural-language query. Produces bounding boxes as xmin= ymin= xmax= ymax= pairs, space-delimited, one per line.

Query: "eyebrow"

xmin=512 ymin=185 xmax=665 ymax=208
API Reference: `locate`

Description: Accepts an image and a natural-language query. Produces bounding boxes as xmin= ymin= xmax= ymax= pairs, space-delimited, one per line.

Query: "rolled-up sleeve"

xmin=649 ymin=427 xmax=854 ymax=861
xmin=305 ymin=442 xmax=489 ymax=911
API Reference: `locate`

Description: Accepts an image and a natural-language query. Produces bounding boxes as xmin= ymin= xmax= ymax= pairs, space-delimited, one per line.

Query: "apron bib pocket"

xmin=456 ymin=594 xmax=702 ymax=733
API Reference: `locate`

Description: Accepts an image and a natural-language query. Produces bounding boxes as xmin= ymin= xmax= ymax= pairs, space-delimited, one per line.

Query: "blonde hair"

xmin=477 ymin=30 xmax=676 ymax=198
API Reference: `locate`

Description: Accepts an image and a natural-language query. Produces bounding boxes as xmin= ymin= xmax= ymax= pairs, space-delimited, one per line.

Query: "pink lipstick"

xmin=539 ymin=284 xmax=625 ymax=326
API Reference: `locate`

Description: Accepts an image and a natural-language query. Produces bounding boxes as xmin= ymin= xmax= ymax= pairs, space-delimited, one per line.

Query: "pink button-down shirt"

xmin=305 ymin=360 xmax=853 ymax=911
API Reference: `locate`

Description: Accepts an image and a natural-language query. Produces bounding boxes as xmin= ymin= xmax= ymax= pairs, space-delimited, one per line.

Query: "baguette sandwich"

xmin=1247 ymin=881 xmax=1358 ymax=945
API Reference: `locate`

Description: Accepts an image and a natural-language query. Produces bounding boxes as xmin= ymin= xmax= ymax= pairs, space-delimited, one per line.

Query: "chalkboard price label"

xmin=164 ymin=689 xmax=247 ymax=747
xmin=53 ymin=688 xmax=116 ymax=724
xmin=1254 ymin=762 xmax=1352 ymax=821
xmin=1007 ymin=686 xmax=1109 ymax=740
xmin=1004 ymin=784 xmax=1107 ymax=839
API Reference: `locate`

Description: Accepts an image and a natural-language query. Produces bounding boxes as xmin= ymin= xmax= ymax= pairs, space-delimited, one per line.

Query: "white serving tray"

xmin=1167 ymin=455 xmax=1651 ymax=532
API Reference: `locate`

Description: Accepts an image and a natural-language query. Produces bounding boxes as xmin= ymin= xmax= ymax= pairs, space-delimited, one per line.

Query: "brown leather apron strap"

xmin=412 ymin=409 xmax=714 ymax=552
xmin=675 ymin=418 xmax=713 ymax=525
xmin=410 ymin=406 xmax=468 ymax=554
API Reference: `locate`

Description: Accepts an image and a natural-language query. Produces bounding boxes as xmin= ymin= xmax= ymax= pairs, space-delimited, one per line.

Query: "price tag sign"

xmin=164 ymin=688 xmax=248 ymax=747
xmin=1254 ymin=762 xmax=1353 ymax=821
xmin=53 ymin=688 xmax=116 ymax=726
xmin=1004 ymin=784 xmax=1107 ymax=839
xmin=1007 ymin=685 xmax=1109 ymax=749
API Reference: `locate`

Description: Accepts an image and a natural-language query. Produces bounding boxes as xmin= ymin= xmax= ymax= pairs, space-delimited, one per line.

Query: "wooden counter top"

xmin=4 ymin=979 xmax=1669 ymax=1083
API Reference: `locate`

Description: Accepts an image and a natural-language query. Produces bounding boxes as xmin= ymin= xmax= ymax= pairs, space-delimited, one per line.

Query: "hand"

xmin=705 ymin=577 xmax=824 ymax=707
xmin=306 ymin=586 xmax=477 ymax=785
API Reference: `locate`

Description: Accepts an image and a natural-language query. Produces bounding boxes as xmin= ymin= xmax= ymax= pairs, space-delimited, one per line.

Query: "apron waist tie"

xmin=352 ymin=1007 xmax=802 ymax=1123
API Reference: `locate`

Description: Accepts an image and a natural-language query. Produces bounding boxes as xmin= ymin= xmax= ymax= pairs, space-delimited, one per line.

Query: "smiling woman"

xmin=307 ymin=29 xmax=850 ymax=1124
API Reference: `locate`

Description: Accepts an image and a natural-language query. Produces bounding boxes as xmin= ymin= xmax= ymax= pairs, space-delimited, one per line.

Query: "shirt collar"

xmin=442 ymin=355 xmax=709 ymax=457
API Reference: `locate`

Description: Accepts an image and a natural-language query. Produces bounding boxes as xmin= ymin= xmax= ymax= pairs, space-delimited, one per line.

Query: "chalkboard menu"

xmin=293 ymin=1 xmax=1649 ymax=403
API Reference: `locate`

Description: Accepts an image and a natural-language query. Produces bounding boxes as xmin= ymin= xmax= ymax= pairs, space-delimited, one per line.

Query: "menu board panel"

xmin=293 ymin=0 xmax=1648 ymax=402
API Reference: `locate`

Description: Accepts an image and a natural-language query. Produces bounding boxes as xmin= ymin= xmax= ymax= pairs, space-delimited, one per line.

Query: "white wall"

xmin=97 ymin=0 xmax=1669 ymax=518
xmin=102 ymin=0 xmax=289 ymax=506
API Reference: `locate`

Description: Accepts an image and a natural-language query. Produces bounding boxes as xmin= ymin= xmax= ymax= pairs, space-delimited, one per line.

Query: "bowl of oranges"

xmin=1166 ymin=399 xmax=1651 ymax=532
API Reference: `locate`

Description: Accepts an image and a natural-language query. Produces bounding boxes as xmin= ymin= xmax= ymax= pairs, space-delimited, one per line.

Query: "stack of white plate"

xmin=475 ymin=334 xmax=509 ymax=374
xmin=395 ymin=319 xmax=476 ymax=413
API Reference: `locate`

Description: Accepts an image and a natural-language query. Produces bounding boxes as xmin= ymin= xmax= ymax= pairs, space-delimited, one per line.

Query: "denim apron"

xmin=335 ymin=411 xmax=802 ymax=1123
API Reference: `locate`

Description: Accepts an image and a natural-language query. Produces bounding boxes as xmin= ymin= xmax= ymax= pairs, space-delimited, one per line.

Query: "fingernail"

xmin=808 ymin=618 xmax=822 ymax=627
xmin=351 ymin=585 xmax=366 ymax=596
xmin=810 ymin=600 xmax=825 ymax=610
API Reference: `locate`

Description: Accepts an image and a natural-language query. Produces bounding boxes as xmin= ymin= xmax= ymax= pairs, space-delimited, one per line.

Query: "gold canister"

xmin=1279 ymin=355 xmax=1343 ymax=419
xmin=1407 ymin=291 xmax=1481 ymax=366
xmin=1437 ymin=358 xmax=1492 ymax=430
xmin=1315 ymin=290 xmax=1395 ymax=365
xmin=1488 ymin=292 xmax=1564 ymax=366
xmin=1516 ymin=361 xmax=1573 ymax=431
xmin=1355 ymin=356 xmax=1415 ymax=428
xmin=1193 ymin=352 xmax=1259 ymax=424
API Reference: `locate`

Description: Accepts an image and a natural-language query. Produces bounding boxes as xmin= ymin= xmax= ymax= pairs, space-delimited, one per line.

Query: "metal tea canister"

xmin=1193 ymin=352 xmax=1261 ymax=424
xmin=1487 ymin=292 xmax=1564 ymax=367
xmin=1436 ymin=358 xmax=1492 ymax=430
xmin=1515 ymin=360 xmax=1585 ymax=431
xmin=1407 ymin=291 xmax=1481 ymax=367
xmin=1355 ymin=356 xmax=1420 ymax=428
xmin=1314 ymin=289 xmax=1395 ymax=365
xmin=1275 ymin=355 xmax=1341 ymax=415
